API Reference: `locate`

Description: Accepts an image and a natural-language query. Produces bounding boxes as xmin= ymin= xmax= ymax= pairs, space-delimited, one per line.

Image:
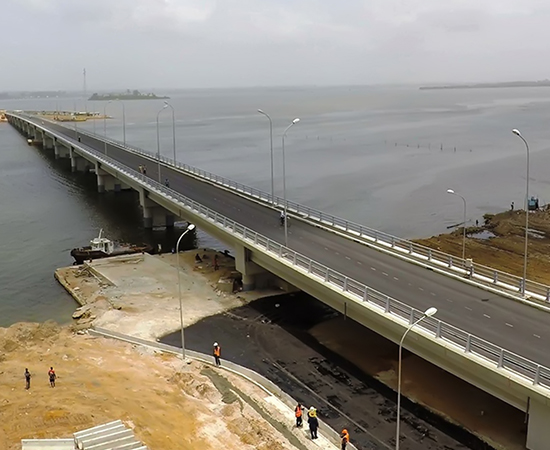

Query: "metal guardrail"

xmin=58 ymin=121 xmax=550 ymax=304
xmin=11 ymin=113 xmax=550 ymax=392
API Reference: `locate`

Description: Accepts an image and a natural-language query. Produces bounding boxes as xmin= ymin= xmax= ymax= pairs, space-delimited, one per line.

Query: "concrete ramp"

xmin=22 ymin=421 xmax=147 ymax=450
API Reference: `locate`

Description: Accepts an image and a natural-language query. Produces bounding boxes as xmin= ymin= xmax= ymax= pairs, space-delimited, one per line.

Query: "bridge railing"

xmin=69 ymin=124 xmax=550 ymax=304
xmin=25 ymin=121 xmax=549 ymax=393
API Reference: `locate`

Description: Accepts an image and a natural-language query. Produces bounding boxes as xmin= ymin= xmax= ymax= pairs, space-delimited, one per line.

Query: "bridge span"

xmin=7 ymin=112 xmax=550 ymax=449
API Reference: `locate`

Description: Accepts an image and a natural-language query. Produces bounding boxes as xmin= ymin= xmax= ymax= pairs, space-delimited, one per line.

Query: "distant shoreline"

xmin=420 ymin=80 xmax=550 ymax=90
xmin=89 ymin=92 xmax=170 ymax=101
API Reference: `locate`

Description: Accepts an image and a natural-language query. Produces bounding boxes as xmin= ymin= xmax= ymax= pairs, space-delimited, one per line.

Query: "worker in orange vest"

xmin=213 ymin=342 xmax=221 ymax=366
xmin=294 ymin=403 xmax=304 ymax=427
xmin=341 ymin=429 xmax=350 ymax=450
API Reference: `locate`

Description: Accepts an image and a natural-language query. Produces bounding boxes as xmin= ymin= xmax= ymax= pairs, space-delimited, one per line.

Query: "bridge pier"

xmin=70 ymin=150 xmax=90 ymax=173
xmin=527 ymin=398 xmax=550 ymax=450
xmin=42 ymin=134 xmax=54 ymax=150
xmin=234 ymin=244 xmax=272 ymax=291
xmin=138 ymin=189 xmax=174 ymax=229
xmin=54 ymin=141 xmax=70 ymax=159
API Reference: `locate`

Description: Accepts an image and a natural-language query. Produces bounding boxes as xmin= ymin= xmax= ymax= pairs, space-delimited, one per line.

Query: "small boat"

xmin=70 ymin=229 xmax=154 ymax=265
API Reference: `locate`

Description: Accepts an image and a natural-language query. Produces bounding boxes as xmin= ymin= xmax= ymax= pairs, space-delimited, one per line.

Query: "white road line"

xmin=393 ymin=277 xmax=399 ymax=281
xmin=506 ymin=323 xmax=514 ymax=328
xmin=357 ymin=262 xmax=362 ymax=265
xmin=430 ymin=292 xmax=436 ymax=296
xmin=483 ymin=314 xmax=491 ymax=319
xmin=324 ymin=247 xmax=328 ymax=251
xmin=446 ymin=299 xmax=453 ymax=302
xmin=382 ymin=272 xmax=389 ymax=277
xmin=418 ymin=287 xmax=424 ymax=291
xmin=534 ymin=334 xmax=541 ymax=339
xmin=335 ymin=252 xmax=340 ymax=255
xmin=345 ymin=256 xmax=351 ymax=260
xmin=371 ymin=267 xmax=376 ymax=271
xmin=465 ymin=306 xmax=472 ymax=311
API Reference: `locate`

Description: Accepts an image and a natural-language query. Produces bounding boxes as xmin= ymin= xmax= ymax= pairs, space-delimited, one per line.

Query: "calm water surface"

xmin=1 ymin=86 xmax=550 ymax=326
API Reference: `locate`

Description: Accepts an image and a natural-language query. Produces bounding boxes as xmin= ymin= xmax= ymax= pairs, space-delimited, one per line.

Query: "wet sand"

xmin=162 ymin=293 xmax=522 ymax=450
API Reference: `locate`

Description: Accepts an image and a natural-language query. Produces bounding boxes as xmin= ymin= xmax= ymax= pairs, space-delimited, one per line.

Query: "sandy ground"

xmin=0 ymin=323 xmax=337 ymax=450
xmin=309 ymin=317 xmax=526 ymax=450
xmin=415 ymin=207 xmax=550 ymax=285
xmin=57 ymin=249 xmax=280 ymax=340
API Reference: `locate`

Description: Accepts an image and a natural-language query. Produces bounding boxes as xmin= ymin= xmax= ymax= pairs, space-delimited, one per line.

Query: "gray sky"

xmin=1 ymin=0 xmax=550 ymax=90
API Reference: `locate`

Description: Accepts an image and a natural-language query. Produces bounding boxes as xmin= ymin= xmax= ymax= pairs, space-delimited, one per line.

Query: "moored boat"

xmin=70 ymin=229 xmax=154 ymax=265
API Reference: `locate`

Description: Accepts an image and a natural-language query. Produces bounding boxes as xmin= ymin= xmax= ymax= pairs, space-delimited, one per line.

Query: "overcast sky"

xmin=1 ymin=0 xmax=550 ymax=90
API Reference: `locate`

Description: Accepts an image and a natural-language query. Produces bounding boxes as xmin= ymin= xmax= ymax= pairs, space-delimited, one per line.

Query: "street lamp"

xmin=156 ymin=104 xmax=169 ymax=183
xmin=512 ymin=128 xmax=530 ymax=294
xmin=163 ymin=101 xmax=177 ymax=161
xmin=257 ymin=109 xmax=274 ymax=205
xmin=103 ymin=100 xmax=112 ymax=156
xmin=396 ymin=306 xmax=437 ymax=450
xmin=176 ymin=223 xmax=196 ymax=361
xmin=282 ymin=118 xmax=300 ymax=247
xmin=446 ymin=189 xmax=467 ymax=262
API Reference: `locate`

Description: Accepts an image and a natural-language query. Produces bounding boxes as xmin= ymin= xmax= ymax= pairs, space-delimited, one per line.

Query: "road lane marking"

xmin=483 ymin=314 xmax=491 ymax=319
xmin=506 ymin=323 xmax=514 ymax=328
xmin=324 ymin=247 xmax=328 ymax=251
xmin=465 ymin=306 xmax=472 ymax=311
xmin=430 ymin=292 xmax=436 ymax=296
xmin=418 ymin=287 xmax=424 ymax=291
xmin=371 ymin=267 xmax=376 ymax=271
xmin=393 ymin=277 xmax=399 ymax=281
xmin=335 ymin=252 xmax=340 ymax=255
xmin=382 ymin=272 xmax=388 ymax=277
xmin=534 ymin=334 xmax=541 ymax=338
xmin=357 ymin=262 xmax=362 ymax=265
xmin=345 ymin=256 xmax=351 ymax=260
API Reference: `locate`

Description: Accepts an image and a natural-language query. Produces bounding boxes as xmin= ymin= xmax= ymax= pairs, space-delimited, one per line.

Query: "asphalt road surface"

xmin=22 ymin=118 xmax=550 ymax=368
xmin=162 ymin=294 xmax=494 ymax=450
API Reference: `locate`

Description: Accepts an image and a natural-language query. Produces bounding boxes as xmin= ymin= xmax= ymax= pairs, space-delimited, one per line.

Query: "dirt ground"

xmin=415 ymin=207 xmax=550 ymax=285
xmin=0 ymin=323 xmax=336 ymax=450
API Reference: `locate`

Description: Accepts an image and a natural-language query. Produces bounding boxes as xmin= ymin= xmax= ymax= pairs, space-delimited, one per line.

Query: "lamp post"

xmin=282 ymin=118 xmax=300 ymax=247
xmin=103 ymin=100 xmax=112 ymax=156
xmin=163 ymin=101 xmax=176 ymax=161
xmin=257 ymin=109 xmax=274 ymax=204
xmin=512 ymin=128 xmax=530 ymax=294
xmin=119 ymin=99 xmax=126 ymax=146
xmin=176 ymin=223 xmax=196 ymax=361
xmin=73 ymin=100 xmax=78 ymax=140
xmin=396 ymin=307 xmax=437 ymax=450
xmin=446 ymin=189 xmax=467 ymax=262
xmin=156 ymin=104 xmax=169 ymax=183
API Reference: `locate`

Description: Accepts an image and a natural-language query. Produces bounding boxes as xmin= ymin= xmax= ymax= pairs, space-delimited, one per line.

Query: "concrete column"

xmin=95 ymin=163 xmax=117 ymax=193
xmin=138 ymin=188 xmax=175 ymax=229
xmin=42 ymin=134 xmax=54 ymax=150
xmin=527 ymin=398 xmax=550 ymax=450
xmin=234 ymin=244 xmax=271 ymax=291
xmin=54 ymin=142 xmax=70 ymax=159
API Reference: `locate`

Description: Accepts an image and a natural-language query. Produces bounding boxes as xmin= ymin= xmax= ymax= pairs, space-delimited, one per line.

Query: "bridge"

xmin=7 ymin=112 xmax=550 ymax=449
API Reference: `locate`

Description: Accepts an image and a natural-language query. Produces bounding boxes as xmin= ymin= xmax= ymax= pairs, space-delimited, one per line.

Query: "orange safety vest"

xmin=214 ymin=346 xmax=221 ymax=357
xmin=295 ymin=406 xmax=302 ymax=417
xmin=341 ymin=431 xmax=349 ymax=443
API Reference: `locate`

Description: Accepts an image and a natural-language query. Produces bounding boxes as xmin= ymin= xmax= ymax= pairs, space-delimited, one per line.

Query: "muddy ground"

xmin=415 ymin=208 xmax=550 ymax=285
xmin=163 ymin=293 xmax=525 ymax=450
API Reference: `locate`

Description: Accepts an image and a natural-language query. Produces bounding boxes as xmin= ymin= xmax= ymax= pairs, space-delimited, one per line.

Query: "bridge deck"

xmin=20 ymin=116 xmax=550 ymax=370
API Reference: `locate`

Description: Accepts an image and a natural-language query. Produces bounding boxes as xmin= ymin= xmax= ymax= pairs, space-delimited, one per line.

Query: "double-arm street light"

xmin=395 ymin=306 xmax=438 ymax=450
xmin=282 ymin=118 xmax=300 ymax=247
xmin=103 ymin=99 xmax=126 ymax=156
xmin=257 ymin=109 xmax=275 ymax=204
xmin=156 ymin=102 xmax=177 ymax=182
xmin=446 ymin=189 xmax=467 ymax=261
xmin=176 ymin=223 xmax=196 ymax=361
xmin=512 ymin=128 xmax=530 ymax=294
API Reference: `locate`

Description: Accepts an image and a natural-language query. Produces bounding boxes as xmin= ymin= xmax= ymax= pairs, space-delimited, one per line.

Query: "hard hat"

xmin=213 ymin=342 xmax=218 ymax=346
xmin=342 ymin=429 xmax=348 ymax=433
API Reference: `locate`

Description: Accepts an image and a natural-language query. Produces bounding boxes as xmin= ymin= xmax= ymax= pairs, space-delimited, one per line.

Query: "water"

xmin=2 ymin=85 xmax=550 ymax=326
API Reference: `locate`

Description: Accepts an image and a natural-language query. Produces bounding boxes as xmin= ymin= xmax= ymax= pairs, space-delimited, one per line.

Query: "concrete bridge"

xmin=7 ymin=112 xmax=550 ymax=449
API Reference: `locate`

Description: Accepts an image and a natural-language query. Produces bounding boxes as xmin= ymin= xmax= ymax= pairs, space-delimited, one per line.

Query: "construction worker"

xmin=341 ymin=429 xmax=350 ymax=450
xmin=307 ymin=407 xmax=318 ymax=439
xmin=213 ymin=342 xmax=221 ymax=366
xmin=295 ymin=403 xmax=304 ymax=427
xmin=48 ymin=367 xmax=56 ymax=388
xmin=24 ymin=368 xmax=31 ymax=390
